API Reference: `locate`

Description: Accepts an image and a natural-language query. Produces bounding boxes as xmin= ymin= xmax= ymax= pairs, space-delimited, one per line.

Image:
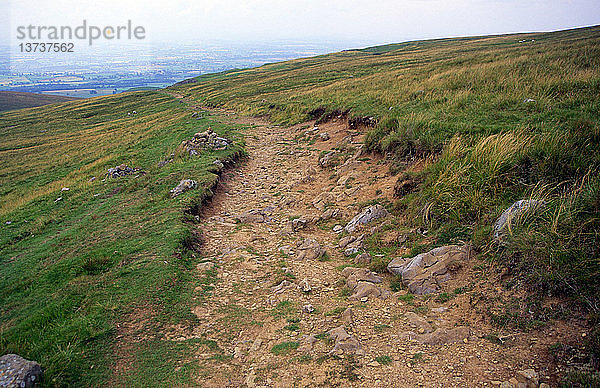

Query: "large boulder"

xmin=493 ymin=200 xmax=545 ymax=242
xmin=418 ymin=326 xmax=471 ymax=345
xmin=345 ymin=205 xmax=389 ymax=233
xmin=387 ymin=245 xmax=469 ymax=295
xmin=0 ymin=354 xmax=42 ymax=388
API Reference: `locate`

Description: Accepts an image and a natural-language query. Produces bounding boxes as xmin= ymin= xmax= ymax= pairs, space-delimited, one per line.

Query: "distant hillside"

xmin=0 ymin=91 xmax=80 ymax=112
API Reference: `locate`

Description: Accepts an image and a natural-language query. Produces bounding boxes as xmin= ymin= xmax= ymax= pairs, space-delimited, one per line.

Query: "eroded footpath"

xmin=170 ymin=109 xmax=563 ymax=387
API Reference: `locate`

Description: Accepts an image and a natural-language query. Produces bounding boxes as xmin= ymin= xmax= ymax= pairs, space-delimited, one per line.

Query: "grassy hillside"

xmin=171 ymin=26 xmax=600 ymax=306
xmin=0 ymin=91 xmax=244 ymax=385
xmin=0 ymin=91 xmax=80 ymax=112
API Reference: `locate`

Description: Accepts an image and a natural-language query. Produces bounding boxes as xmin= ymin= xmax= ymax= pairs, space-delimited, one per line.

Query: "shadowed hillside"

xmin=0 ymin=91 xmax=80 ymax=112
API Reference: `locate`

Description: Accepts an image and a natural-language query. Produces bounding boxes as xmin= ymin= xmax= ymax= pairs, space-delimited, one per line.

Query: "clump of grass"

xmin=373 ymin=324 xmax=391 ymax=332
xmin=435 ymin=293 xmax=453 ymax=303
xmin=272 ymin=300 xmax=296 ymax=318
xmin=325 ymin=306 xmax=346 ymax=316
xmin=410 ymin=352 xmax=425 ymax=365
xmin=270 ymin=341 xmax=299 ymax=355
xmin=398 ymin=293 xmax=415 ymax=304
xmin=390 ymin=277 xmax=404 ymax=292
xmin=375 ymin=355 xmax=393 ymax=365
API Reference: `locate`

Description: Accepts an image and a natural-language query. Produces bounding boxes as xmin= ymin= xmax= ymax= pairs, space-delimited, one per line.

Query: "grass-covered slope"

xmin=0 ymin=91 xmax=244 ymax=386
xmin=172 ymin=26 xmax=600 ymax=306
xmin=0 ymin=91 xmax=80 ymax=112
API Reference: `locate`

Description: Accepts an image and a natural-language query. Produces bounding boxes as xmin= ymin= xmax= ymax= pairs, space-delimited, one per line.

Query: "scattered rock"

xmin=180 ymin=128 xmax=230 ymax=155
xmin=61 ymin=187 xmax=70 ymax=192
xmin=341 ymin=267 xmax=388 ymax=301
xmin=339 ymin=235 xmax=356 ymax=249
xmin=493 ymin=199 xmax=545 ymax=242
xmin=213 ymin=159 xmax=224 ymax=169
xmin=249 ymin=338 xmax=262 ymax=353
xmin=345 ymin=204 xmax=389 ymax=233
xmin=270 ymin=280 xmax=296 ymax=294
xmin=300 ymin=278 xmax=312 ymax=293
xmin=312 ymin=192 xmax=335 ymax=211
xmin=298 ymin=334 xmax=318 ymax=354
xmin=279 ymin=245 xmax=294 ymax=256
xmin=235 ymin=209 xmax=270 ymax=223
xmin=523 ymin=98 xmax=536 ymax=103
xmin=353 ymin=252 xmax=371 ymax=265
xmin=196 ymin=262 xmax=215 ymax=271
xmin=302 ymin=304 xmax=315 ymax=314
xmin=170 ymin=179 xmax=198 ymax=198
xmin=328 ymin=326 xmax=363 ymax=356
xmin=321 ymin=208 xmax=341 ymax=221
xmin=296 ymin=238 xmax=326 ymax=260
xmin=0 ymin=354 xmax=42 ymax=388
xmin=319 ymin=151 xmax=339 ymax=168
xmin=333 ymin=225 xmax=344 ymax=234
xmin=342 ymin=267 xmax=383 ymax=287
xmin=515 ymin=369 xmax=539 ymax=387
xmin=387 ymin=245 xmax=470 ymax=295
xmin=285 ymin=217 xmax=308 ymax=233
xmin=320 ymin=132 xmax=330 ymax=141
xmin=341 ymin=308 xmax=354 ymax=324
xmin=107 ymin=164 xmax=137 ymax=178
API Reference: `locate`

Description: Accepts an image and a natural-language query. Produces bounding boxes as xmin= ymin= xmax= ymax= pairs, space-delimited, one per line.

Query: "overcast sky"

xmin=2 ymin=0 xmax=599 ymax=47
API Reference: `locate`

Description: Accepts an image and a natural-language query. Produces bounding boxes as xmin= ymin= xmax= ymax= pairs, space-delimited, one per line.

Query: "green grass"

xmin=0 ymin=90 xmax=244 ymax=386
xmin=171 ymin=25 xmax=600 ymax=306
xmin=375 ymin=355 xmax=393 ymax=365
xmin=270 ymin=341 xmax=299 ymax=355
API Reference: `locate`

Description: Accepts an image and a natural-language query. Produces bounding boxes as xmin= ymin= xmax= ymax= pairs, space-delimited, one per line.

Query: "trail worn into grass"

xmin=172 ymin=110 xmax=579 ymax=387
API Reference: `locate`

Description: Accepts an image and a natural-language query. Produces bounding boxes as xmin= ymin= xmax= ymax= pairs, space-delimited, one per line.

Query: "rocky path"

xmin=166 ymin=104 xmax=558 ymax=387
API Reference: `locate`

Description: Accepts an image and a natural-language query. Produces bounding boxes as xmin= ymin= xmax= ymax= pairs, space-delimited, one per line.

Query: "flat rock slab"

xmin=387 ymin=245 xmax=469 ymax=295
xmin=345 ymin=204 xmax=389 ymax=233
xmin=0 ymin=354 xmax=42 ymax=388
xmin=419 ymin=326 xmax=471 ymax=345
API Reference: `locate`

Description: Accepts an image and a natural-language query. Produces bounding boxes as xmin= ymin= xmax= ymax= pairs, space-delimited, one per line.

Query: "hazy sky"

xmin=2 ymin=0 xmax=599 ymax=46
